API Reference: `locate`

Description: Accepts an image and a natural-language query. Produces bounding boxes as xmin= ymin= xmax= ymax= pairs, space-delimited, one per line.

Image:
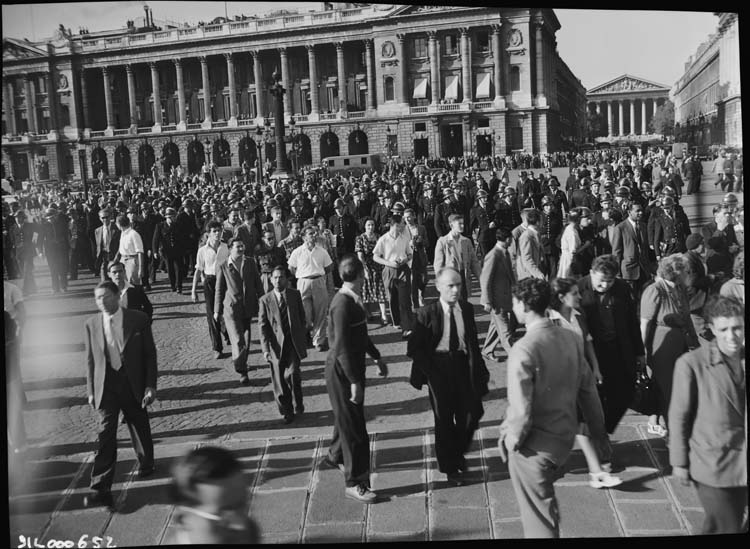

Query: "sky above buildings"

xmin=2 ymin=3 xmax=721 ymax=91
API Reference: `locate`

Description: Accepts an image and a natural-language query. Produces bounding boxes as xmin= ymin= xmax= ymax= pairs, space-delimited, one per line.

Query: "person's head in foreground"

xmin=704 ymin=295 xmax=745 ymax=359
xmin=511 ymin=278 xmax=551 ymax=325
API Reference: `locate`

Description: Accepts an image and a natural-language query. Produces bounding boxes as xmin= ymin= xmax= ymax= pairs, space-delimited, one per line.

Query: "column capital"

xmin=199 ymin=55 xmax=208 ymax=64
xmin=148 ymin=61 xmax=158 ymax=70
xmin=249 ymin=50 xmax=261 ymax=59
xmin=173 ymin=58 xmax=183 ymax=68
xmin=459 ymin=27 xmax=470 ymax=36
xmin=396 ymin=33 xmax=406 ymax=43
xmin=125 ymin=63 xmax=134 ymax=74
xmin=427 ymin=30 xmax=437 ymax=40
xmin=223 ymin=52 xmax=234 ymax=62
xmin=362 ymin=39 xmax=372 ymax=50
xmin=334 ymin=42 xmax=344 ymax=51
xmin=533 ymin=15 xmax=545 ymax=28
xmin=305 ymin=44 xmax=316 ymax=53
xmin=277 ymin=47 xmax=287 ymax=55
xmin=490 ymin=23 xmax=502 ymax=34
xmin=101 ymin=66 xmax=110 ymax=74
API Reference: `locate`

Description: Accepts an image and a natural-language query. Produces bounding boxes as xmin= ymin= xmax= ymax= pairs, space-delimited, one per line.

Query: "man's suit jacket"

xmin=215 ymin=258 xmax=263 ymax=321
xmin=84 ymin=308 xmax=157 ymax=410
xmin=123 ymin=286 xmax=153 ymax=323
xmin=480 ymin=245 xmax=515 ymax=311
xmin=258 ymin=288 xmax=308 ymax=362
xmin=516 ymin=227 xmax=545 ymax=280
xmin=329 ymin=213 xmax=358 ymax=254
xmin=407 ymin=300 xmax=489 ymax=399
xmin=234 ymin=223 xmax=261 ymax=256
xmin=433 ymin=234 xmax=481 ymax=288
xmin=669 ymin=341 xmax=746 ymax=487
xmin=499 ymin=319 xmax=605 ymax=464
xmin=611 ymin=219 xmax=653 ymax=280
xmin=94 ymin=224 xmax=121 ymax=260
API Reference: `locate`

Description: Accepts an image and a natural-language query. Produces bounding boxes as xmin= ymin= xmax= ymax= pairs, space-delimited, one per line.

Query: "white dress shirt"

xmin=435 ymin=299 xmax=467 ymax=353
xmin=102 ymin=307 xmax=124 ymax=370
xmin=119 ymin=282 xmax=133 ymax=309
xmin=288 ymin=244 xmax=332 ymax=278
xmin=118 ymin=227 xmax=144 ymax=256
xmin=196 ymin=241 xmax=230 ymax=276
xmin=373 ymin=230 xmax=413 ymax=267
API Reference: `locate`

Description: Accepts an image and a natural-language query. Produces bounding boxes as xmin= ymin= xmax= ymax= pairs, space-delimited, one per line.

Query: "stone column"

xmin=200 ymin=56 xmax=212 ymax=126
xmin=653 ymin=98 xmax=657 ymax=117
xmin=46 ymin=71 xmax=58 ymax=137
xmin=596 ymin=102 xmax=601 ymax=115
xmin=225 ymin=53 xmax=238 ymax=125
xmin=335 ymin=42 xmax=347 ymax=115
xmin=629 ymin=100 xmax=634 ymax=135
xmin=364 ymin=39 xmax=375 ymax=111
xmin=396 ymin=34 xmax=408 ymax=106
xmin=491 ymin=23 xmax=505 ymax=108
xmin=125 ymin=65 xmax=138 ymax=131
xmin=428 ymin=32 xmax=439 ymax=105
xmin=534 ymin=17 xmax=546 ymax=107
xmin=101 ymin=67 xmax=114 ymax=132
xmin=306 ymin=45 xmax=319 ymax=119
xmin=22 ymin=76 xmax=35 ymax=134
xmin=278 ymin=47 xmax=292 ymax=120
xmin=174 ymin=60 xmax=186 ymax=129
xmin=80 ymin=70 xmax=91 ymax=130
xmin=251 ymin=51 xmax=265 ymax=121
xmin=149 ymin=62 xmax=162 ymax=130
xmin=4 ymin=81 xmax=16 ymax=135
xmin=607 ymin=101 xmax=613 ymax=136
xmin=618 ymin=100 xmax=624 ymax=136
xmin=460 ymin=28 xmax=472 ymax=103
xmin=641 ymin=99 xmax=647 ymax=135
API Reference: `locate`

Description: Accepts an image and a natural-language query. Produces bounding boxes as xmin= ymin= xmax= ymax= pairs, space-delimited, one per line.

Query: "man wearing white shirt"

xmin=288 ymin=226 xmax=333 ymax=351
xmin=192 ymin=221 xmax=231 ymax=359
xmin=115 ymin=214 xmax=144 ymax=286
xmin=373 ymin=215 xmax=414 ymax=338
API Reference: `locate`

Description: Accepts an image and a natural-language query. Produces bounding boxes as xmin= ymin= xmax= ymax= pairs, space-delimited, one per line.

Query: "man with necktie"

xmin=94 ymin=208 xmax=121 ymax=282
xmin=83 ymin=280 xmax=157 ymax=510
xmin=612 ymin=202 xmax=654 ymax=300
xmin=408 ymin=267 xmax=489 ymax=486
xmin=434 ymin=214 xmax=481 ymax=300
xmin=258 ymin=265 xmax=308 ymax=424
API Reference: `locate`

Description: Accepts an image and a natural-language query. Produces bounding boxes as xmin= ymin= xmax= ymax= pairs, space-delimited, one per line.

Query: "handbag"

xmin=631 ymin=369 xmax=657 ymax=416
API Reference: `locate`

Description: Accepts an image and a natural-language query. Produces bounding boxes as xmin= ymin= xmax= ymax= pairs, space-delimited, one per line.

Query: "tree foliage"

xmin=649 ymin=100 xmax=675 ymax=136
xmin=585 ymin=111 xmax=606 ymax=140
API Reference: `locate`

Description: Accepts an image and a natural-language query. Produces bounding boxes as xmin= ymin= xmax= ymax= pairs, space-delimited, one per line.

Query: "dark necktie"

xmin=449 ymin=307 xmax=459 ymax=352
xmin=279 ymin=294 xmax=291 ymax=338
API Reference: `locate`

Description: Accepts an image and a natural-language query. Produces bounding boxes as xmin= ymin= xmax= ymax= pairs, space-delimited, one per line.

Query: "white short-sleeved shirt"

xmin=118 ymin=227 xmax=144 ymax=256
xmin=373 ymin=230 xmax=413 ymax=266
xmin=4 ymin=281 xmax=23 ymax=320
xmin=195 ymin=241 xmax=230 ymax=276
xmin=288 ymin=244 xmax=332 ymax=278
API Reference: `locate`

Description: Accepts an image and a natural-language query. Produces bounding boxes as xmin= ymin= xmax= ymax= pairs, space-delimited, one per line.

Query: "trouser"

xmin=593 ymin=340 xmax=636 ymax=434
xmin=4 ymin=249 xmax=18 ymax=279
xmin=695 ymin=482 xmax=748 ymax=534
xmin=733 ymin=174 xmax=743 ymax=193
xmin=508 ymin=446 xmax=563 ymax=538
xmin=87 ymin=237 xmax=97 ymax=273
xmin=624 ymin=274 xmax=649 ymax=303
xmin=544 ymin=252 xmax=559 ymax=281
xmin=203 ymin=275 xmax=224 ymax=352
xmin=147 ymin=253 xmax=158 ymax=284
xmin=90 ymin=367 xmax=154 ymax=492
xmin=298 ymin=276 xmax=329 ymax=347
xmin=325 ymin=362 xmax=370 ymax=488
xmin=720 ymin=175 xmax=734 ymax=192
xmin=48 ymin=247 xmax=69 ymax=292
xmin=141 ymin=253 xmax=152 ymax=288
xmin=410 ymin=267 xmax=427 ymax=309
xmin=427 ymin=353 xmax=481 ymax=474
xmin=260 ymin=272 xmax=273 ymax=295
xmin=68 ymin=244 xmax=81 ymax=280
xmin=225 ymin=315 xmax=252 ymax=374
xmin=686 ymin=177 xmax=701 ymax=194
xmin=483 ymin=309 xmax=515 ymax=357
xmin=17 ymin=252 xmax=36 ymax=294
xmin=270 ymin=341 xmax=303 ymax=416
xmin=165 ymin=254 xmax=184 ymax=291
xmin=122 ymin=255 xmax=141 ymax=286
xmin=185 ymin=250 xmax=197 ymax=275
xmin=382 ymin=265 xmax=413 ymax=331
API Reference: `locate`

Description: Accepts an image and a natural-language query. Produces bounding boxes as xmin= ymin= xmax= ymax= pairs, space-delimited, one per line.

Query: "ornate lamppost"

xmin=269 ymin=69 xmax=290 ymax=180
xmin=253 ymin=118 xmax=271 ymax=185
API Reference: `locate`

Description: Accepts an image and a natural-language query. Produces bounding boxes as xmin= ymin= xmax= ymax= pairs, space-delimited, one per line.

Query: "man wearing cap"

xmin=682 ymin=153 xmax=703 ymax=195
xmin=254 ymin=227 xmax=290 ymax=294
xmin=612 ymin=202 xmax=653 ymax=299
xmin=434 ymin=188 xmax=457 ymax=239
xmin=329 ymin=199 xmax=357 ymax=281
xmin=540 ymin=196 xmax=563 ymax=279
xmin=701 ymin=205 xmax=740 ymax=273
xmin=38 ymin=207 xmax=71 ymax=294
xmin=67 ymin=206 xmax=87 ymax=281
xmin=114 ymin=214 xmax=144 ymax=287
xmin=177 ymin=200 xmax=201 ymax=278
xmin=570 ymin=178 xmax=596 ymax=210
xmin=153 ymin=207 xmax=186 ymax=293
xmin=665 ymin=165 xmax=684 ymax=199
xmin=94 ymin=208 xmax=121 ymax=283
xmin=137 ymin=203 xmax=160 ymax=291
xmin=470 ymin=190 xmax=496 ymax=262
xmin=234 ymin=209 xmax=261 ymax=257
xmin=495 ymin=187 xmax=522 ymax=234
xmin=683 ymin=233 xmax=712 ymax=338
xmin=371 ymin=192 xmax=392 ymax=234
xmin=418 ymin=184 xmax=439 ymax=262
xmin=652 ymin=196 xmax=689 ymax=260
xmin=544 ymin=178 xmax=568 ymax=217
xmin=263 ymin=205 xmax=289 ymax=245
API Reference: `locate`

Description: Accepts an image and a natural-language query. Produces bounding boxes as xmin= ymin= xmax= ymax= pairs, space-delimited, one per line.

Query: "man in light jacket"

xmin=433 ymin=213 xmax=481 ymax=300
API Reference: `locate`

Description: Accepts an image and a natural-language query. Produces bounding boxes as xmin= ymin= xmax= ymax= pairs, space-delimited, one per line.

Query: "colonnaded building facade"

xmin=2 ymin=3 xmax=586 ymax=184
xmin=671 ymin=12 xmax=742 ymax=149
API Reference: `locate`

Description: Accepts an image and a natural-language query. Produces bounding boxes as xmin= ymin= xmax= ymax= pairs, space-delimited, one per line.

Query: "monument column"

xmin=80 ymin=70 xmax=91 ymax=130
xmin=641 ymin=99 xmax=647 ymax=135
xmin=364 ymin=39 xmax=375 ymax=111
xmin=101 ymin=67 xmax=114 ymax=132
xmin=278 ymin=47 xmax=292 ymax=120
xmin=396 ymin=34 xmax=408 ymax=106
xmin=606 ymin=101 xmax=613 ymax=136
xmin=491 ymin=23 xmax=505 ymax=108
xmin=652 ymin=98 xmax=658 ymax=117
xmin=225 ymin=53 xmax=238 ymax=125
xmin=149 ymin=62 xmax=162 ymax=130
xmin=200 ymin=56 xmax=212 ymax=126
xmin=629 ymin=100 xmax=634 ymax=135
xmin=335 ymin=42 xmax=347 ymax=115
xmin=251 ymin=51 xmax=265 ymax=122
xmin=618 ymin=100 xmax=624 ymax=136
xmin=174 ymin=59 xmax=186 ymax=129
xmin=428 ymin=31 xmax=439 ymax=105
xmin=460 ymin=28 xmax=472 ymax=103
xmin=306 ymin=45 xmax=319 ymax=119
xmin=4 ymin=81 xmax=16 ymax=135
xmin=126 ymin=64 xmax=138 ymax=130
xmin=533 ymin=16 xmax=546 ymax=107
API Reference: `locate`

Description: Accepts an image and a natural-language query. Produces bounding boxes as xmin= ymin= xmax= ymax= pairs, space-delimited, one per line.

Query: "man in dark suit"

xmin=153 ymin=207 xmax=186 ymax=293
xmin=259 ymin=265 xmax=308 ymax=424
xmin=407 ymin=267 xmax=489 ymax=486
xmin=107 ymin=261 xmax=153 ymax=323
xmin=578 ymin=254 xmax=646 ymax=435
xmin=611 ymin=202 xmax=654 ymax=300
xmin=470 ymin=190 xmax=496 ymax=261
xmin=83 ymin=281 xmax=157 ymax=509
xmin=480 ymin=228 xmax=516 ymax=361
xmin=215 ymin=238 xmax=263 ymax=386
xmin=329 ymin=198 xmax=357 ymax=256
xmin=94 ymin=208 xmax=121 ymax=282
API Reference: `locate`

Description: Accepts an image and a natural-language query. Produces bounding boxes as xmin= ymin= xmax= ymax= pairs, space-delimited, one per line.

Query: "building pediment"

xmin=388 ymin=4 xmax=464 ymax=17
xmin=588 ymin=74 xmax=670 ymax=95
xmin=2 ymin=38 xmax=48 ymax=62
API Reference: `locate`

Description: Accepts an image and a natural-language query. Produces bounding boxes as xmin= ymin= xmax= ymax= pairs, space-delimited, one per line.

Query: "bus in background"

xmin=321 ymin=153 xmax=383 ymax=177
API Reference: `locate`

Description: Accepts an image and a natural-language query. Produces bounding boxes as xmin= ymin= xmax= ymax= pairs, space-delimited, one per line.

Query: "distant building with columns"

xmin=671 ymin=12 xmax=741 ymax=149
xmin=586 ymin=75 xmax=670 ymax=143
xmin=2 ymin=4 xmax=586 ymax=183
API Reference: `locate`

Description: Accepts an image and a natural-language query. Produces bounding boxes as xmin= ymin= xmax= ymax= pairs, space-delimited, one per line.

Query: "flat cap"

xmin=164 ymin=207 xmax=177 ymax=216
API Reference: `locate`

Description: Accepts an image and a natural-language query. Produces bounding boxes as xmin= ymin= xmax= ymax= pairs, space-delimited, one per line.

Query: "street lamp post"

xmin=269 ymin=69 xmax=290 ymax=180
xmin=254 ymin=120 xmax=271 ymax=185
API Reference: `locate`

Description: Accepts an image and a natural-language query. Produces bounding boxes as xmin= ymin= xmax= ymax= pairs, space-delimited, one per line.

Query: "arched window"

xmin=510 ymin=66 xmax=521 ymax=92
xmin=384 ymin=76 xmax=395 ymax=102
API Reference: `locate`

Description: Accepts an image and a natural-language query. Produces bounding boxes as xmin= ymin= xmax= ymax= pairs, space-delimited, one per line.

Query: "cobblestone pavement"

xmin=8 ymin=173 xmax=736 ymax=544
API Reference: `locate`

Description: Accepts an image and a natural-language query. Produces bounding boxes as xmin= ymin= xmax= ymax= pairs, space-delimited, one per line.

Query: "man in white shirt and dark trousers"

xmin=373 ymin=215 xmax=414 ymax=338
xmin=288 ymin=225 xmax=333 ymax=352
xmin=115 ymin=214 xmax=144 ymax=287
xmin=192 ymin=221 xmax=230 ymax=359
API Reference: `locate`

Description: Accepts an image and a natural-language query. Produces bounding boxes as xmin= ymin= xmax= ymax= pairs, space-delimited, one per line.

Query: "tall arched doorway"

xmin=293 ymin=134 xmax=312 ymax=167
xmin=475 ymin=134 xmax=491 ymax=157
xmin=238 ymin=137 xmax=257 ymax=168
xmin=348 ymin=130 xmax=368 ymax=155
xmin=114 ymin=145 xmax=131 ymax=176
xmin=161 ymin=142 xmax=180 ymax=172
xmin=320 ymin=131 xmax=340 ymax=159
xmin=138 ymin=143 xmax=155 ymax=176
xmin=187 ymin=139 xmax=205 ymax=175
xmin=91 ymin=147 xmax=109 ymax=177
xmin=213 ymin=138 xmax=232 ymax=167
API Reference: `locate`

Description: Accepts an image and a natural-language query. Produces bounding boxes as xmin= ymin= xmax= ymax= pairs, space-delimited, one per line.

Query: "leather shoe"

xmin=321 ymin=455 xmax=345 ymax=473
xmin=295 ymin=405 xmax=305 ymax=415
xmin=457 ymin=456 xmax=468 ymax=473
xmin=214 ymin=350 xmax=224 ymax=359
xmin=137 ymin=466 xmax=155 ymax=479
xmin=446 ymin=472 xmax=464 ymax=486
xmin=84 ymin=490 xmax=114 ymax=509
xmin=283 ymin=414 xmax=294 ymax=424
xmin=239 ymin=374 xmax=251 ymax=386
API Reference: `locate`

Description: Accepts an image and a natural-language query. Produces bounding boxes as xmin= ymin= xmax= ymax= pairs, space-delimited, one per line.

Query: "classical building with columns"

xmin=2 ymin=4 xmax=586 ymax=184
xmin=586 ymin=75 xmax=670 ymax=143
xmin=671 ymin=12 xmax=742 ymax=149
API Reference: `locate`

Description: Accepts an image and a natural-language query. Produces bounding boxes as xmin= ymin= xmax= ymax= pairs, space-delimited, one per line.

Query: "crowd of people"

xmin=3 ymin=145 xmax=745 ymax=539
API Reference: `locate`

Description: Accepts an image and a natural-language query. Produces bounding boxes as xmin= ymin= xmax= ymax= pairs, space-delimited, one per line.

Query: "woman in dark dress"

xmin=355 ymin=218 xmax=388 ymax=325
